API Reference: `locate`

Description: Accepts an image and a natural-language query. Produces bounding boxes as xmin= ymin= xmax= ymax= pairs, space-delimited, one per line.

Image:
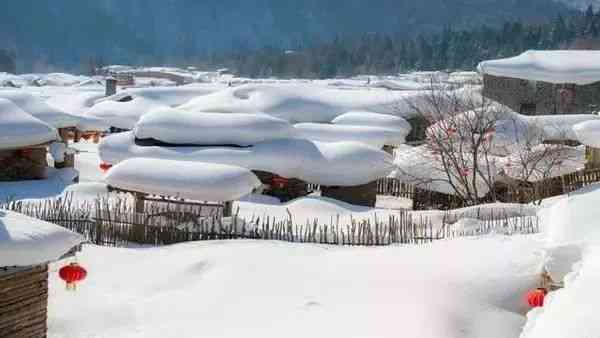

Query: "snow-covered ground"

xmin=48 ymin=235 xmax=543 ymax=338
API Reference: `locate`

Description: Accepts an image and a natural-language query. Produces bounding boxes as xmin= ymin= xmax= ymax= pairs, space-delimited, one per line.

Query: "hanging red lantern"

xmin=525 ymin=288 xmax=547 ymax=308
xmin=99 ymin=162 xmax=112 ymax=172
xmin=271 ymin=176 xmax=289 ymax=189
xmin=59 ymin=262 xmax=87 ymax=291
xmin=18 ymin=148 xmax=34 ymax=158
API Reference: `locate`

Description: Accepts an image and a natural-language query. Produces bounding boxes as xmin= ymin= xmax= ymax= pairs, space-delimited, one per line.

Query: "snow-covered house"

xmin=0 ymin=99 xmax=58 ymax=181
xmin=99 ymin=108 xmax=395 ymax=206
xmin=478 ymin=50 xmax=600 ymax=115
xmin=0 ymin=210 xmax=84 ymax=338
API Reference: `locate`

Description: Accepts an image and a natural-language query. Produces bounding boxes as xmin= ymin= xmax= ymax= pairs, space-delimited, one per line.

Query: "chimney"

xmin=106 ymin=77 xmax=117 ymax=97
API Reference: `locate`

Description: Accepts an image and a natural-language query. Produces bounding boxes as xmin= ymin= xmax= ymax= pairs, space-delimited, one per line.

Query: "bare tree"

xmin=396 ymin=81 xmax=581 ymax=206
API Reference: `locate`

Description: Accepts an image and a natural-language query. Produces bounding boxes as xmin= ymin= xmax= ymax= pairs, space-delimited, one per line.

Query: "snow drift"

xmin=0 ymin=98 xmax=58 ymax=150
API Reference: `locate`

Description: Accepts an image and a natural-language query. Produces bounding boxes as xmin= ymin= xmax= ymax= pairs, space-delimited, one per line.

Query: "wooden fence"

xmin=2 ymin=197 xmax=537 ymax=248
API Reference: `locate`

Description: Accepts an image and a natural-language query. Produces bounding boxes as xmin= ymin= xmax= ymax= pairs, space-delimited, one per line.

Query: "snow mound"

xmin=135 ymin=109 xmax=295 ymax=146
xmin=478 ymin=50 xmax=600 ymax=85
xmin=332 ymin=111 xmax=411 ymax=134
xmin=572 ymin=119 xmax=600 ymax=148
xmin=520 ymin=245 xmax=600 ymax=338
xmin=105 ymin=158 xmax=261 ymax=201
xmin=85 ymin=97 xmax=168 ymax=130
xmin=0 ymin=90 xmax=81 ymax=128
xmin=539 ymin=183 xmax=600 ymax=246
xmin=293 ymin=123 xmax=405 ymax=148
xmin=0 ymin=209 xmax=84 ymax=267
xmin=179 ymin=83 xmax=424 ymax=123
xmin=0 ymin=98 xmax=58 ymax=150
xmin=99 ymin=132 xmax=394 ymax=186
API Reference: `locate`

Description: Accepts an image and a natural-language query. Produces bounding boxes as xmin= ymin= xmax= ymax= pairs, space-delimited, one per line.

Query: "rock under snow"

xmin=0 ymin=209 xmax=84 ymax=267
xmin=0 ymin=98 xmax=58 ymax=150
xmin=478 ymin=50 xmax=600 ymax=85
xmin=134 ymin=109 xmax=295 ymax=146
xmin=105 ymin=158 xmax=261 ymax=201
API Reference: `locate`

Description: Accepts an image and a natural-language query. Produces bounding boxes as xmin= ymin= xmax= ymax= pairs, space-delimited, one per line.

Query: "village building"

xmin=0 ymin=210 xmax=84 ymax=338
xmin=478 ymin=50 xmax=600 ymax=115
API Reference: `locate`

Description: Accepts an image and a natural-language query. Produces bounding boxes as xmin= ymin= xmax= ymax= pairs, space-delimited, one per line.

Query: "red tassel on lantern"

xmin=526 ymin=288 xmax=547 ymax=308
xmin=59 ymin=262 xmax=87 ymax=291
xmin=99 ymin=162 xmax=112 ymax=173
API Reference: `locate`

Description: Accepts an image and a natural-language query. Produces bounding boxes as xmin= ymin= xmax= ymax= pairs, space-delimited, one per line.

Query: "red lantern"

xmin=59 ymin=262 xmax=87 ymax=291
xmin=526 ymin=288 xmax=547 ymax=308
xmin=99 ymin=162 xmax=112 ymax=172
xmin=271 ymin=176 xmax=289 ymax=189
xmin=18 ymin=148 xmax=34 ymax=158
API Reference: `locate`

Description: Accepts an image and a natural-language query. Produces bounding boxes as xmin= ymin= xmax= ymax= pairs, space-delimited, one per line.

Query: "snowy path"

xmin=48 ymin=236 xmax=544 ymax=338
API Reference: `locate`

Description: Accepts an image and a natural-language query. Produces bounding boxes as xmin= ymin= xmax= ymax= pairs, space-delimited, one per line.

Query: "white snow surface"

xmin=135 ymin=109 xmax=296 ymax=146
xmin=520 ymin=245 xmax=600 ymax=338
xmin=105 ymin=158 xmax=261 ymax=201
xmin=0 ymin=98 xmax=58 ymax=150
xmin=0 ymin=90 xmax=81 ymax=128
xmin=477 ymin=50 xmax=600 ymax=85
xmin=97 ymin=83 xmax=224 ymax=107
xmin=179 ymin=84 xmax=424 ymax=123
xmin=85 ymin=97 xmax=168 ymax=130
xmin=0 ymin=209 xmax=84 ymax=267
xmin=48 ymin=236 xmax=543 ymax=338
xmin=501 ymin=145 xmax=585 ymax=182
xmin=293 ymin=123 xmax=405 ymax=148
xmin=332 ymin=110 xmax=412 ymax=134
xmin=572 ymin=119 xmax=600 ymax=148
xmin=99 ymin=132 xmax=394 ymax=186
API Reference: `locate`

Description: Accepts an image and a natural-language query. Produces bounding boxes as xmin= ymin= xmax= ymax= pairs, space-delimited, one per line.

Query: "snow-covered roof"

xmin=0 ymin=98 xmax=58 ymax=150
xmin=477 ymin=50 xmax=600 ymax=85
xmin=501 ymin=144 xmax=585 ymax=182
xmin=179 ymin=83 xmax=425 ymax=123
xmin=573 ymin=119 xmax=600 ymax=148
xmin=105 ymin=158 xmax=261 ymax=202
xmin=134 ymin=109 xmax=295 ymax=146
xmin=332 ymin=111 xmax=412 ymax=134
xmin=99 ymin=132 xmax=394 ymax=186
xmin=0 ymin=90 xmax=81 ymax=128
xmin=85 ymin=97 xmax=168 ymax=130
xmin=0 ymin=209 xmax=85 ymax=267
xmin=96 ymin=83 xmax=223 ymax=108
xmin=293 ymin=123 xmax=405 ymax=148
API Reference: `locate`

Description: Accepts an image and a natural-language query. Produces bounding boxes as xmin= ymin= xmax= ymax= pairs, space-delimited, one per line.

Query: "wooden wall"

xmin=0 ymin=148 xmax=48 ymax=181
xmin=0 ymin=265 xmax=49 ymax=338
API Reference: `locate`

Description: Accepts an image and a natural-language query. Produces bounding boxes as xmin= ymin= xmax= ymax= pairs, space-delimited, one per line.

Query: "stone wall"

xmin=0 ymin=265 xmax=49 ymax=338
xmin=0 ymin=148 xmax=48 ymax=181
xmin=483 ymin=74 xmax=600 ymax=114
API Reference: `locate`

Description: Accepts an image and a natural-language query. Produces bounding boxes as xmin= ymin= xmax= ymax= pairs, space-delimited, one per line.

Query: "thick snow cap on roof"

xmin=477 ymin=50 xmax=600 ymax=85
xmin=573 ymin=120 xmax=600 ymax=148
xmin=293 ymin=123 xmax=405 ymax=148
xmin=332 ymin=111 xmax=411 ymax=130
xmin=85 ymin=97 xmax=168 ymax=130
xmin=0 ymin=98 xmax=58 ymax=150
xmin=0 ymin=209 xmax=85 ymax=267
xmin=99 ymin=132 xmax=394 ymax=186
xmin=97 ymin=84 xmax=223 ymax=107
xmin=134 ymin=109 xmax=295 ymax=146
xmin=0 ymin=90 xmax=81 ymax=128
xmin=105 ymin=158 xmax=261 ymax=201
xmin=179 ymin=83 xmax=424 ymax=123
